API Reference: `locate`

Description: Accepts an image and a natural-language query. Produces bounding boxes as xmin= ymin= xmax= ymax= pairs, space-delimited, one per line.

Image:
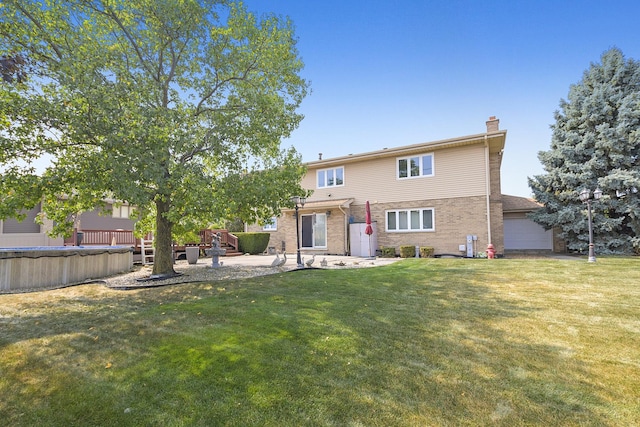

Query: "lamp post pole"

xmin=291 ymin=196 xmax=306 ymax=268
xmin=579 ymin=188 xmax=602 ymax=263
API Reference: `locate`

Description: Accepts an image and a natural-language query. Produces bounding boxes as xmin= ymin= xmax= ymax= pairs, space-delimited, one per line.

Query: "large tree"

xmin=529 ymin=48 xmax=640 ymax=254
xmin=0 ymin=0 xmax=309 ymax=275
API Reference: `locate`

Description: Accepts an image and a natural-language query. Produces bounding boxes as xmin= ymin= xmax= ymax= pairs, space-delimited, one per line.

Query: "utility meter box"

xmin=466 ymin=235 xmax=477 ymax=257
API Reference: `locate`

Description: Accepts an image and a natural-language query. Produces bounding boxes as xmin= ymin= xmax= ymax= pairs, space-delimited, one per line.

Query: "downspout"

xmin=484 ymin=135 xmax=492 ymax=245
xmin=338 ymin=203 xmax=348 ymax=255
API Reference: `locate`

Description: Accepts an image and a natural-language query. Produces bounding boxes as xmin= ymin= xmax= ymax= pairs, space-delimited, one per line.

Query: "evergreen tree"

xmin=529 ymin=48 xmax=640 ymax=254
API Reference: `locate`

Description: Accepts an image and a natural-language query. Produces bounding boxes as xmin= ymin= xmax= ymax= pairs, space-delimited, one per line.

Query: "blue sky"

xmin=243 ymin=0 xmax=640 ymax=197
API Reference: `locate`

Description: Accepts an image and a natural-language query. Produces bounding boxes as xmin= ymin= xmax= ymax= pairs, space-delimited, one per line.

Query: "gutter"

xmin=485 ymin=135 xmax=492 ymax=245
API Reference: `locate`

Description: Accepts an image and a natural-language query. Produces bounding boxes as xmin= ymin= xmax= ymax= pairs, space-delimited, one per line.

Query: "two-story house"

xmin=249 ymin=117 xmax=508 ymax=257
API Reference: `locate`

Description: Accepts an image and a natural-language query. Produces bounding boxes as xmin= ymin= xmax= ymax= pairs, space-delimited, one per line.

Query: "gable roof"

xmin=306 ymin=130 xmax=507 ymax=168
xmin=502 ymin=194 xmax=542 ymax=213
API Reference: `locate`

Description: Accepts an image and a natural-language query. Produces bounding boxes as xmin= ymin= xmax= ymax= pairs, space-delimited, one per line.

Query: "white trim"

xmin=385 ymin=208 xmax=435 ymax=232
xmin=396 ymin=153 xmax=434 ymax=180
xmin=316 ymin=166 xmax=345 ymax=188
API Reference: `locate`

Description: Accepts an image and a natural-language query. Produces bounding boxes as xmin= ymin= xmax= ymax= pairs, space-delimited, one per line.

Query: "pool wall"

xmin=0 ymin=246 xmax=133 ymax=292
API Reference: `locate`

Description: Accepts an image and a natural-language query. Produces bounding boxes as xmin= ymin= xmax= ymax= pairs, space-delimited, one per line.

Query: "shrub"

xmin=235 ymin=232 xmax=271 ymax=255
xmin=419 ymin=246 xmax=435 ymax=258
xmin=379 ymin=246 xmax=396 ymax=258
xmin=399 ymin=245 xmax=416 ymax=258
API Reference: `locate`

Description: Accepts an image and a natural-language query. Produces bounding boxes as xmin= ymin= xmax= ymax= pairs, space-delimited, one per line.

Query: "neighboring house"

xmin=249 ymin=117 xmax=509 ymax=257
xmin=0 ymin=203 xmax=63 ymax=247
xmin=0 ymin=201 xmax=238 ymax=261
xmin=0 ymin=201 xmax=135 ymax=248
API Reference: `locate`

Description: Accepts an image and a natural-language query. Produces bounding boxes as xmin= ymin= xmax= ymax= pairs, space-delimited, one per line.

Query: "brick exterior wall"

xmin=251 ymin=196 xmax=497 ymax=257
xmin=351 ymin=196 xmax=498 ymax=256
xmin=489 ymin=151 xmax=505 ymax=254
xmin=246 ymin=206 xmax=350 ymax=256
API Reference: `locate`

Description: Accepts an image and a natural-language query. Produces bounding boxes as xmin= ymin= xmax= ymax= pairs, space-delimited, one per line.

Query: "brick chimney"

xmin=486 ymin=116 xmax=499 ymax=133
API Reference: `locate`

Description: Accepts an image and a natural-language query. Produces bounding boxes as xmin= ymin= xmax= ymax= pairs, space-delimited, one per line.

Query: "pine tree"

xmin=529 ymin=48 xmax=640 ymax=254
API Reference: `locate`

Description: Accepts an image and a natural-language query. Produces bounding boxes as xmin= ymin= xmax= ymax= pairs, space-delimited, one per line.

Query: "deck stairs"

xmin=140 ymin=237 xmax=155 ymax=265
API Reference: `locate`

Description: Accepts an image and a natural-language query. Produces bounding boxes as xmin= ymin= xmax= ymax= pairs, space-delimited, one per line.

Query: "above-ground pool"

xmin=0 ymin=246 xmax=133 ymax=292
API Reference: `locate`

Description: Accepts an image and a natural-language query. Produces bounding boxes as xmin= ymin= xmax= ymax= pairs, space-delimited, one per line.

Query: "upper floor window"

xmin=112 ymin=204 xmax=131 ymax=219
xmin=263 ymin=217 xmax=277 ymax=231
xmin=397 ymin=153 xmax=433 ymax=179
xmin=317 ymin=166 xmax=344 ymax=188
xmin=386 ymin=208 xmax=434 ymax=232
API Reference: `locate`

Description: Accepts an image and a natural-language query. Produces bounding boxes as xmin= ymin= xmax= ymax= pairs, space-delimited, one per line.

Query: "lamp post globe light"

xmin=579 ymin=188 xmax=602 ymax=262
xmin=290 ymin=196 xmax=306 ymax=268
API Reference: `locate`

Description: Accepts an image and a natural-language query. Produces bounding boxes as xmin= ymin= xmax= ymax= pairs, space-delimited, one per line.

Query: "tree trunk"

xmin=153 ymin=198 xmax=176 ymax=276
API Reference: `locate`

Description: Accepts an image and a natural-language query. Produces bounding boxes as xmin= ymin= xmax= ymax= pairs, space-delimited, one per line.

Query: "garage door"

xmin=504 ymin=218 xmax=552 ymax=250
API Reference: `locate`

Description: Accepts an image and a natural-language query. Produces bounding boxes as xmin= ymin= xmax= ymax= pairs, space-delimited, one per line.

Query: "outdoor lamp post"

xmin=579 ymin=188 xmax=602 ymax=262
xmin=291 ymin=196 xmax=306 ymax=268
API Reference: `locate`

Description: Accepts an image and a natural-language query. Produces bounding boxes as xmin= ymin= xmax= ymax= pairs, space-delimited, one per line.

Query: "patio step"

xmin=223 ymin=248 xmax=243 ymax=257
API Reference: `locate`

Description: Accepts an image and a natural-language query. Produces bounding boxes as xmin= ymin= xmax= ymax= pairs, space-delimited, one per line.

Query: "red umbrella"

xmin=365 ymin=201 xmax=373 ymax=235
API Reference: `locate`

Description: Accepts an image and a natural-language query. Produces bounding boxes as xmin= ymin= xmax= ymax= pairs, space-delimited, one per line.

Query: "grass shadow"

xmin=1 ymin=258 xmax=637 ymax=425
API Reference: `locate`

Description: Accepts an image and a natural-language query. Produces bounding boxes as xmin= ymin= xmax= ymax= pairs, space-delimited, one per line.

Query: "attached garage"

xmin=504 ymin=215 xmax=553 ymax=250
xmin=502 ymin=195 xmax=554 ymax=252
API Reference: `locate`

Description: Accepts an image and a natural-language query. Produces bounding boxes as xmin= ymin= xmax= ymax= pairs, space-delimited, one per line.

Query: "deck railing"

xmin=66 ymin=228 xmax=238 ymax=252
xmin=64 ymin=229 xmax=137 ymax=247
xmin=201 ymin=229 xmax=238 ymax=251
xmin=83 ymin=230 xmax=137 ymax=245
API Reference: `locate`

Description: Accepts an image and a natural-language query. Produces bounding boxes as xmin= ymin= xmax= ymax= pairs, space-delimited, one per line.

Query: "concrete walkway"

xmin=214 ymin=253 xmax=402 ymax=268
xmin=206 ymin=252 xmax=579 ymax=269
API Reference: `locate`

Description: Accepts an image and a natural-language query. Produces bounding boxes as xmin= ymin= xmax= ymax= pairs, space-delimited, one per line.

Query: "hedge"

xmin=419 ymin=246 xmax=435 ymax=258
xmin=399 ymin=245 xmax=416 ymax=258
xmin=234 ymin=232 xmax=271 ymax=255
xmin=379 ymin=246 xmax=396 ymax=258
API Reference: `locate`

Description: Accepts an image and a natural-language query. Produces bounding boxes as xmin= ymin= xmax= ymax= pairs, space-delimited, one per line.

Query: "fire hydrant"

xmin=486 ymin=244 xmax=496 ymax=259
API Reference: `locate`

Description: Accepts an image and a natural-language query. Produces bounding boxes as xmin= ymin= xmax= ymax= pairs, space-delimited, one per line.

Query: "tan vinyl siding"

xmin=305 ymin=144 xmax=487 ymax=204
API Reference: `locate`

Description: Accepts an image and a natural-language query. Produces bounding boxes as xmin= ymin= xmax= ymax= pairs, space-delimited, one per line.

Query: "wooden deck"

xmin=64 ymin=228 xmax=240 ymax=256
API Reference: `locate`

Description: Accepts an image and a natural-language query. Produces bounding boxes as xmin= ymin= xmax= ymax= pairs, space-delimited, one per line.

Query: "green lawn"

xmin=1 ymin=258 xmax=639 ymax=426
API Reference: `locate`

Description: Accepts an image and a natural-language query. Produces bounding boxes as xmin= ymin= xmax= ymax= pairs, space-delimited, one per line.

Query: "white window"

xmin=386 ymin=208 xmax=434 ymax=232
xmin=112 ymin=204 xmax=131 ymax=219
xmin=313 ymin=213 xmax=327 ymax=247
xmin=263 ymin=217 xmax=277 ymax=231
xmin=317 ymin=166 xmax=344 ymax=188
xmin=397 ymin=153 xmax=433 ymax=179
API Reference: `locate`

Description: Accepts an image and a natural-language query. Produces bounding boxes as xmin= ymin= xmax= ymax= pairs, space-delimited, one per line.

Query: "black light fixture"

xmin=291 ymin=196 xmax=306 ymax=268
xmin=579 ymin=188 xmax=602 ymax=262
